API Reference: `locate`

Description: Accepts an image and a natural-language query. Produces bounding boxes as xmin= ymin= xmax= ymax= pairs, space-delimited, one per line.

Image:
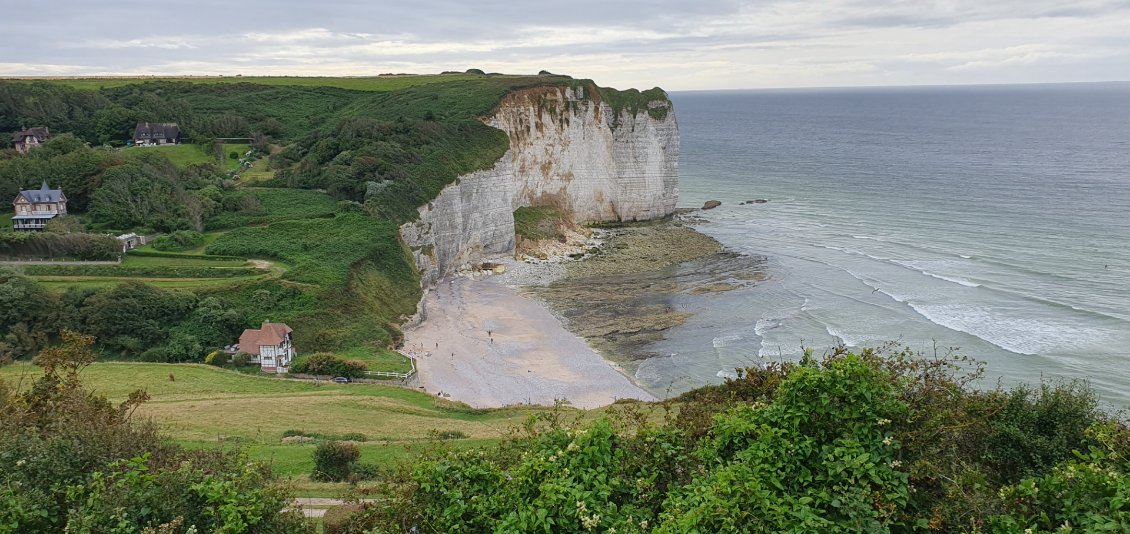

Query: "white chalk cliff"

xmin=399 ymin=84 xmax=679 ymax=286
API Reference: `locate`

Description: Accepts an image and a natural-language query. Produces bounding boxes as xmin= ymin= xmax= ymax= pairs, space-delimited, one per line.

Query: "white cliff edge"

xmin=398 ymin=84 xmax=679 ymax=290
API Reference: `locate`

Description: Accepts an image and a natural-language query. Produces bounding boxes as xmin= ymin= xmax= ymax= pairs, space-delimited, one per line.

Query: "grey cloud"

xmin=1 ymin=0 xmax=1127 ymax=89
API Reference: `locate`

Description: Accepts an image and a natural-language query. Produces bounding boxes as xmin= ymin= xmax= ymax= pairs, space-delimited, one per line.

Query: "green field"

xmin=334 ymin=346 xmax=415 ymax=374
xmin=0 ymin=361 xmax=578 ymax=495
xmin=122 ymin=143 xmax=250 ymax=171
xmin=25 ymin=73 xmax=526 ymax=92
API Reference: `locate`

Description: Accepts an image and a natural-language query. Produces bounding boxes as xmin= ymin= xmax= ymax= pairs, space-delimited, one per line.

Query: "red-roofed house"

xmin=238 ymin=321 xmax=296 ymax=373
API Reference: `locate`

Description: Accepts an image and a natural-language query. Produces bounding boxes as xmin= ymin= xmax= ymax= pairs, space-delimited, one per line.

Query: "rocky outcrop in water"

xmin=399 ymin=84 xmax=679 ymax=287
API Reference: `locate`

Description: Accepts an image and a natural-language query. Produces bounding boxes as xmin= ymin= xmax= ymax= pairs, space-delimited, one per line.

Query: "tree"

xmin=34 ymin=329 xmax=95 ymax=377
xmin=312 ymin=441 xmax=360 ymax=482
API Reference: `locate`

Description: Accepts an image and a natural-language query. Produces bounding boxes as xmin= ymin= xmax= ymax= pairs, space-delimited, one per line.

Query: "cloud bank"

xmin=3 ymin=0 xmax=1128 ymax=90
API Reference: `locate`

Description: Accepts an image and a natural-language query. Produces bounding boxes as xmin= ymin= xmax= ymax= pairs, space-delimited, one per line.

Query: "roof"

xmin=15 ymin=182 xmax=64 ymax=204
xmin=133 ymin=122 xmax=181 ymax=139
xmin=11 ymin=126 xmax=48 ymax=143
xmin=238 ymin=322 xmax=293 ymax=356
xmin=117 ymin=233 xmax=139 ymax=240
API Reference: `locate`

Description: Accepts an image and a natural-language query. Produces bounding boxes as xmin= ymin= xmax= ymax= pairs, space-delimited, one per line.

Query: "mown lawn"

xmin=334 ymin=346 xmax=414 ymax=374
xmin=122 ymin=143 xmax=249 ymax=171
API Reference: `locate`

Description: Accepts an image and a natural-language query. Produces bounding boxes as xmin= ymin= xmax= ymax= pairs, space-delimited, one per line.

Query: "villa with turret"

xmin=11 ymin=182 xmax=67 ymax=231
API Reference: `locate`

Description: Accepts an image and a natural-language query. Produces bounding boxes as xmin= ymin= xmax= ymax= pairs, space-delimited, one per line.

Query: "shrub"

xmin=150 ymin=230 xmax=205 ymax=252
xmin=289 ymin=352 xmax=366 ymax=378
xmin=312 ymin=441 xmax=361 ymax=482
xmin=341 ymin=432 xmax=367 ymax=442
xmin=0 ymin=332 xmax=306 ymax=533
xmin=0 ymin=232 xmax=118 ymax=260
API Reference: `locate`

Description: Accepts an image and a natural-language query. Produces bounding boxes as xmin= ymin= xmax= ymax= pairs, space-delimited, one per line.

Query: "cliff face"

xmin=399 ymin=84 xmax=679 ymax=286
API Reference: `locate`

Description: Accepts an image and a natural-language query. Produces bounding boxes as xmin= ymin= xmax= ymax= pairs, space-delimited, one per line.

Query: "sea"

xmin=635 ymin=83 xmax=1130 ymax=406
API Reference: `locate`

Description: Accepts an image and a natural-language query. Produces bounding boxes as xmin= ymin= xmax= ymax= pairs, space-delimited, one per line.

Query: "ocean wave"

xmin=903 ymin=301 xmax=1111 ymax=356
xmin=712 ymin=334 xmax=743 ymax=348
xmin=921 ymin=271 xmax=981 ymax=287
xmin=824 ymin=324 xmax=871 ymax=347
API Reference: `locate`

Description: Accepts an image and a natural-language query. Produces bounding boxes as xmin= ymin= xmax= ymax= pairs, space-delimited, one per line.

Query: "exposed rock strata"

xmin=399 ymin=85 xmax=679 ymax=287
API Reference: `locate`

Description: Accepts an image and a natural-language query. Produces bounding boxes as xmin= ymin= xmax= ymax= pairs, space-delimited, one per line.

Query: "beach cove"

xmin=405 ymin=217 xmax=766 ymax=407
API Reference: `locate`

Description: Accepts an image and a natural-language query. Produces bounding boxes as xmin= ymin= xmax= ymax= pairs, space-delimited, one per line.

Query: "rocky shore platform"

xmin=524 ymin=219 xmax=766 ymax=379
xmin=405 ymin=217 xmax=764 ymax=407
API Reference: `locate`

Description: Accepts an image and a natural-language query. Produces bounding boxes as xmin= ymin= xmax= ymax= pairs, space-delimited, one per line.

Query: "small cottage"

xmin=237 ymin=321 xmax=296 ymax=373
xmin=133 ymin=122 xmax=182 ymax=146
xmin=12 ymin=181 xmax=67 ymax=231
xmin=11 ymin=127 xmax=49 ymax=154
xmin=117 ymin=233 xmax=145 ymax=252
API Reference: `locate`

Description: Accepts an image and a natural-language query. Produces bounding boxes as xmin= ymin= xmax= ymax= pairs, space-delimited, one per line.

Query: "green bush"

xmin=150 ymin=229 xmax=205 ymax=251
xmin=343 ymin=347 xmax=1118 ymax=533
xmin=312 ymin=440 xmax=361 ymax=482
xmin=0 ymin=232 xmax=119 ymax=260
xmin=0 ymin=332 xmax=306 ymax=533
xmin=125 ymin=248 xmax=245 ymax=261
xmin=288 ymin=352 xmax=366 ymax=378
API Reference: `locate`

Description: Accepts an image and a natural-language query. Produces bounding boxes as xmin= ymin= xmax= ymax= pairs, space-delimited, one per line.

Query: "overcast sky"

xmin=2 ymin=0 xmax=1128 ymax=90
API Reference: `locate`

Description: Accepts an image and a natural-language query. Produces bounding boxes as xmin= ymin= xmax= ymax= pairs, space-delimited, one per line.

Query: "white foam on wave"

xmin=904 ymin=301 xmax=1110 ymax=356
xmin=824 ymin=324 xmax=871 ymax=347
xmin=712 ymin=334 xmax=743 ymax=348
xmin=754 ymin=318 xmax=780 ymax=336
xmin=716 ymin=369 xmax=740 ymax=379
xmin=959 ymin=254 xmax=973 ymax=259
xmin=922 ymin=271 xmax=981 ymax=288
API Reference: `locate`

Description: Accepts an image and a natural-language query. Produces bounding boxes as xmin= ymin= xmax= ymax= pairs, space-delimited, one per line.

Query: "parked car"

xmin=332 ymin=376 xmax=351 ymax=384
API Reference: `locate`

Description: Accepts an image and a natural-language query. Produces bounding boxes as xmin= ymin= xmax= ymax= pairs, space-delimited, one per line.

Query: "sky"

xmin=1 ymin=0 xmax=1128 ymax=91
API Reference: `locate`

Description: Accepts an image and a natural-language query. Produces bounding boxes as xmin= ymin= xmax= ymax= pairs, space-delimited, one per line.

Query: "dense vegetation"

xmin=327 ymin=346 xmax=1127 ymax=533
xmin=0 ymin=332 xmax=307 ymax=533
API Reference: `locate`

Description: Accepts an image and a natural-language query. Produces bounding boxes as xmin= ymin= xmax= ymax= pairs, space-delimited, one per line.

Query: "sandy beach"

xmin=404 ymin=272 xmax=655 ymax=409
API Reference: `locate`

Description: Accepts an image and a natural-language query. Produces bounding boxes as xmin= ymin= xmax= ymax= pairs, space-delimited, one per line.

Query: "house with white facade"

xmin=237 ymin=321 xmax=296 ymax=373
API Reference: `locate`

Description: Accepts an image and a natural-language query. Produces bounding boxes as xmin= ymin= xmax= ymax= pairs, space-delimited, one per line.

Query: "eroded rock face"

xmin=400 ymin=85 xmax=679 ymax=287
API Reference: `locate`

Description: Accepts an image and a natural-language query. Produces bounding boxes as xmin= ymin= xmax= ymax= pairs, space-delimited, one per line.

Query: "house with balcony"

xmin=11 ymin=182 xmax=66 ymax=231
xmin=237 ymin=321 xmax=296 ymax=373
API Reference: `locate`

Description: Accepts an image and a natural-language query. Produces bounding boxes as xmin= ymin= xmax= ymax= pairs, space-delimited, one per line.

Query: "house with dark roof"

xmin=132 ymin=122 xmax=182 ymax=146
xmin=11 ymin=182 xmax=67 ymax=231
xmin=11 ymin=127 xmax=49 ymax=154
xmin=237 ymin=321 xmax=296 ymax=373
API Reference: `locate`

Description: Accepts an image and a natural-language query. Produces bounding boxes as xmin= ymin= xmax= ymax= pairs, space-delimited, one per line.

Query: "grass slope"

xmin=0 ymin=361 xmax=587 ymax=493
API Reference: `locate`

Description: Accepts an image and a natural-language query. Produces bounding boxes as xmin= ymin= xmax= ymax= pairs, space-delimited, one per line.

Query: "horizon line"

xmin=1 ymin=74 xmax=1127 ymax=93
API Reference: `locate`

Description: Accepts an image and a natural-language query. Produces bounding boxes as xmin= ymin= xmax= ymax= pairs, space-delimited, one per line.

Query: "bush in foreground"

xmin=0 ymin=331 xmax=307 ymax=533
xmin=336 ymin=347 xmax=1125 ymax=533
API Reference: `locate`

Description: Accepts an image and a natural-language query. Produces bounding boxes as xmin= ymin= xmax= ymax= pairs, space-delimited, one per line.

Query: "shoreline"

xmin=404 ymin=272 xmax=655 ymax=409
xmin=405 ymin=216 xmax=763 ymax=408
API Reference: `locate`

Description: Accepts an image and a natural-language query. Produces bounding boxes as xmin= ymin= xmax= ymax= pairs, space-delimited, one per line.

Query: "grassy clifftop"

xmin=0 ymin=73 xmax=672 ymax=371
